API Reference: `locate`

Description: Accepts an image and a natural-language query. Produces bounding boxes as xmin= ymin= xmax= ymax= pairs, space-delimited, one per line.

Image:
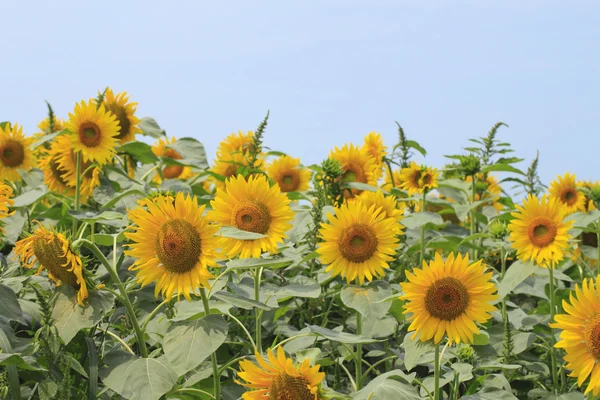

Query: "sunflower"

xmin=236 ymin=347 xmax=325 ymax=400
xmin=329 ymin=144 xmax=377 ymax=198
xmin=580 ymin=181 xmax=600 ymax=212
xmin=0 ymin=123 xmax=36 ymax=182
xmin=382 ymin=167 xmax=403 ymax=191
xmin=549 ymin=173 xmax=586 ymax=215
xmin=399 ymin=162 xmax=438 ymax=196
xmin=0 ymin=182 xmax=14 ymax=234
xmin=508 ymin=195 xmax=573 ymax=267
xmin=267 ymin=155 xmax=311 ymax=193
xmin=32 ymin=116 xmax=66 ymax=158
xmin=354 ymin=190 xmax=405 ymax=233
xmin=125 ymin=192 xmax=220 ymax=300
xmin=318 ymin=201 xmax=399 ymax=284
xmin=152 ymin=137 xmax=194 ymax=182
xmin=15 ymin=224 xmax=88 ymax=306
xmin=362 ymin=132 xmax=387 ymax=179
xmin=210 ymin=175 xmax=294 ymax=259
xmin=103 ymin=88 xmax=141 ymax=144
xmin=401 ymin=252 xmax=498 ymax=344
xmin=38 ymin=135 xmax=76 ymax=198
xmin=54 ymin=135 xmax=101 ymax=201
xmin=66 ymin=99 xmax=120 ymax=165
xmin=551 ymin=275 xmax=600 ymax=395
xmin=217 ymin=130 xmax=255 ymax=157
xmin=465 ymin=173 xmax=503 ymax=211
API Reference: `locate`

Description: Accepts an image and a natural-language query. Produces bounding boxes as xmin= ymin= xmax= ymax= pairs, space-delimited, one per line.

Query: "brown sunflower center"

xmin=233 ymin=201 xmax=271 ymax=234
xmin=104 ymin=103 xmax=130 ymax=140
xmin=425 ymin=277 xmax=470 ymax=321
xmin=339 ymin=224 xmax=378 ymax=263
xmin=49 ymin=156 xmax=71 ymax=186
xmin=527 ymin=216 xmax=557 ymax=248
xmin=224 ymin=163 xmax=238 ymax=178
xmin=585 ymin=319 xmax=600 ymax=360
xmin=278 ymin=170 xmax=300 ymax=192
xmin=341 ymin=166 xmax=365 ymax=184
xmin=560 ymin=188 xmax=578 ymax=206
xmin=78 ymin=122 xmax=103 ymax=147
xmin=269 ymin=374 xmax=314 ymax=400
xmin=155 ymin=219 xmax=202 ymax=273
xmin=0 ymin=140 xmax=25 ymax=167
xmin=69 ymin=150 xmax=95 ymax=179
xmin=162 ymin=149 xmax=184 ymax=179
xmin=421 ymin=172 xmax=432 ymax=186
xmin=32 ymin=235 xmax=79 ymax=287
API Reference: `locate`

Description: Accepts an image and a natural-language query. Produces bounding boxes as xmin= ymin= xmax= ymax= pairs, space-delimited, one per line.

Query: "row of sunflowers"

xmin=0 ymin=88 xmax=599 ymax=399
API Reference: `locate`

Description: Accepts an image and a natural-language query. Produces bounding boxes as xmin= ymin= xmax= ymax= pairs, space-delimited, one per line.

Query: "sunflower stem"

xmin=433 ymin=343 xmax=441 ymax=400
xmin=355 ymin=311 xmax=363 ymax=390
xmin=384 ymin=158 xmax=396 ymax=188
xmin=254 ymin=267 xmax=263 ymax=351
xmin=200 ymin=288 xmax=221 ymax=400
xmin=420 ymin=191 xmax=427 ymax=266
xmin=548 ymin=265 xmax=558 ymax=394
xmin=72 ymin=152 xmax=82 ymax=236
xmin=500 ymin=246 xmax=507 ymax=323
xmin=470 ymin=175 xmax=477 ymax=259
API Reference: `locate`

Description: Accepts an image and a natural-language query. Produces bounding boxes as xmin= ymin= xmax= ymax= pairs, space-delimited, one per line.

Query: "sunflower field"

xmin=0 ymin=89 xmax=598 ymax=400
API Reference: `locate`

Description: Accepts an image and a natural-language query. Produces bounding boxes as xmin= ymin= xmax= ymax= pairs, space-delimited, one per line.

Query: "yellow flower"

xmin=236 ymin=347 xmax=325 ymax=400
xmin=465 ymin=173 xmax=503 ymax=211
xmin=579 ymin=180 xmax=600 ymax=212
xmin=354 ymin=190 xmax=405 ymax=233
xmin=362 ymin=132 xmax=387 ymax=179
xmin=217 ymin=131 xmax=254 ymax=157
xmin=103 ymin=88 xmax=141 ymax=144
xmin=210 ymin=175 xmax=294 ymax=259
xmin=549 ymin=173 xmax=586 ymax=215
xmin=15 ymin=224 xmax=88 ymax=306
xmin=382 ymin=167 xmax=402 ymax=191
xmin=54 ymin=135 xmax=101 ymax=201
xmin=508 ymin=195 xmax=573 ymax=267
xmin=329 ymin=144 xmax=377 ymax=198
xmin=267 ymin=155 xmax=311 ymax=193
xmin=318 ymin=201 xmax=399 ymax=284
xmin=66 ymin=99 xmax=120 ymax=165
xmin=125 ymin=193 xmax=220 ymax=300
xmin=401 ymin=252 xmax=498 ymax=344
xmin=212 ymin=131 xmax=263 ymax=189
xmin=0 ymin=123 xmax=36 ymax=182
xmin=399 ymin=162 xmax=438 ymax=196
xmin=32 ymin=116 xmax=66 ymax=157
xmin=151 ymin=137 xmax=194 ymax=182
xmin=551 ymin=275 xmax=600 ymax=395
xmin=0 ymin=182 xmax=14 ymax=234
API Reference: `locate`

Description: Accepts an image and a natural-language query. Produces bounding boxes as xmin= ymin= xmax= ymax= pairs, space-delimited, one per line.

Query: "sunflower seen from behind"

xmin=102 ymin=88 xmax=141 ymax=144
xmin=0 ymin=182 xmax=14 ymax=234
xmin=0 ymin=123 xmax=36 ymax=182
xmin=15 ymin=224 xmax=88 ymax=306
xmin=151 ymin=137 xmax=194 ymax=182
xmin=508 ymin=194 xmax=573 ymax=267
xmin=210 ymin=175 xmax=294 ymax=259
xmin=549 ymin=172 xmax=586 ymax=215
xmin=399 ymin=161 xmax=438 ymax=196
xmin=267 ymin=155 xmax=311 ymax=193
xmin=236 ymin=346 xmax=325 ymax=400
xmin=401 ymin=252 xmax=498 ymax=344
xmin=125 ymin=192 xmax=220 ymax=300
xmin=66 ymin=99 xmax=120 ymax=165
xmin=318 ymin=201 xmax=399 ymax=284
xmin=329 ymin=143 xmax=377 ymax=198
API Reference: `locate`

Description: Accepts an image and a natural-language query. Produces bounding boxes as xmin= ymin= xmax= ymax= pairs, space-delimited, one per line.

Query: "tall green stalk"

xmin=433 ymin=344 xmax=441 ymax=400
xmin=355 ymin=312 xmax=363 ymax=390
xmin=420 ymin=191 xmax=427 ymax=266
xmin=548 ymin=266 xmax=558 ymax=394
xmin=71 ymin=152 xmax=82 ymax=236
xmin=254 ymin=267 xmax=263 ymax=350
xmin=200 ymin=288 xmax=221 ymax=400
xmin=470 ymin=175 xmax=477 ymax=259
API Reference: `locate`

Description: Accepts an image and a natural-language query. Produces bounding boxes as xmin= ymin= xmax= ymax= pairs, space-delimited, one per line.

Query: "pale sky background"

xmin=1 ymin=1 xmax=599 ymax=189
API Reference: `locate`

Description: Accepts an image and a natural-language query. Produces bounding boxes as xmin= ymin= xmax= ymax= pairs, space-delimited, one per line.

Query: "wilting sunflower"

xmin=318 ymin=201 xmax=399 ymax=284
xmin=66 ymin=99 xmax=120 ymax=165
xmin=236 ymin=347 xmax=325 ymax=400
xmin=0 ymin=182 xmax=14 ymax=234
xmin=103 ymin=88 xmax=141 ymax=144
xmin=210 ymin=175 xmax=294 ymax=259
xmin=15 ymin=224 xmax=88 ymax=306
xmin=0 ymin=123 xmax=36 ymax=182
xmin=267 ymin=155 xmax=311 ymax=193
xmin=549 ymin=173 xmax=586 ymax=215
xmin=401 ymin=252 xmax=498 ymax=344
xmin=354 ymin=190 xmax=405 ymax=233
xmin=362 ymin=132 xmax=387 ymax=179
xmin=152 ymin=137 xmax=194 ymax=182
xmin=508 ymin=195 xmax=573 ymax=267
xmin=551 ymin=275 xmax=600 ymax=396
xmin=125 ymin=192 xmax=220 ymax=300
xmin=329 ymin=144 xmax=377 ymax=198
xmin=399 ymin=162 xmax=438 ymax=196
xmin=54 ymin=135 xmax=101 ymax=201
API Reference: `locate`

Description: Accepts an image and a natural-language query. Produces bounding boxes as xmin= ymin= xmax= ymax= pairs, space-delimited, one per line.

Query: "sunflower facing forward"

xmin=125 ymin=192 xmax=220 ymax=300
xmin=210 ymin=175 xmax=294 ymax=258
xmin=0 ymin=182 xmax=14 ymax=234
xmin=549 ymin=172 xmax=586 ymax=215
xmin=329 ymin=144 xmax=377 ymax=198
xmin=508 ymin=195 xmax=573 ymax=267
xmin=267 ymin=155 xmax=311 ymax=193
xmin=399 ymin=162 xmax=439 ymax=196
xmin=236 ymin=347 xmax=325 ymax=400
xmin=0 ymin=123 xmax=36 ymax=182
xmin=551 ymin=275 xmax=600 ymax=396
xmin=401 ymin=252 xmax=498 ymax=344
xmin=66 ymin=99 xmax=120 ymax=165
xmin=152 ymin=137 xmax=194 ymax=182
xmin=318 ymin=201 xmax=399 ymax=284
xmin=103 ymin=88 xmax=141 ymax=144
xmin=15 ymin=224 xmax=88 ymax=306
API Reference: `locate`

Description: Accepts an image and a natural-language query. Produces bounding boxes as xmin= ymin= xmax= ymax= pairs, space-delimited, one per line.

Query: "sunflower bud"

xmin=458 ymin=155 xmax=481 ymax=177
xmin=489 ymin=220 xmax=509 ymax=240
xmin=457 ymin=343 xmax=475 ymax=363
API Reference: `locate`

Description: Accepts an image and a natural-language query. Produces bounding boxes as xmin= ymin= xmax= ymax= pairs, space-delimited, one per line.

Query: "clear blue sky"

xmin=1 ymin=1 xmax=599 ymax=188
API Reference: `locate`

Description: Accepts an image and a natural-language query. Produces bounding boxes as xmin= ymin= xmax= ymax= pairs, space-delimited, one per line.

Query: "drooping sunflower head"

xmin=54 ymin=134 xmax=101 ymax=202
xmin=125 ymin=192 xmax=220 ymax=300
xmin=551 ymin=275 xmax=600 ymax=395
xmin=401 ymin=252 xmax=498 ymax=344
xmin=66 ymin=99 xmax=120 ymax=165
xmin=102 ymin=88 xmax=141 ymax=144
xmin=151 ymin=137 xmax=194 ymax=182
xmin=210 ymin=175 xmax=294 ymax=259
xmin=0 ymin=182 xmax=14 ymax=234
xmin=318 ymin=201 xmax=399 ymax=284
xmin=508 ymin=194 xmax=573 ymax=267
xmin=267 ymin=155 xmax=312 ymax=193
xmin=236 ymin=347 xmax=325 ymax=400
xmin=329 ymin=144 xmax=377 ymax=198
xmin=399 ymin=162 xmax=439 ymax=196
xmin=0 ymin=123 xmax=36 ymax=182
xmin=353 ymin=190 xmax=405 ymax=233
xmin=14 ymin=224 xmax=88 ymax=306
xmin=549 ymin=172 xmax=586 ymax=215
